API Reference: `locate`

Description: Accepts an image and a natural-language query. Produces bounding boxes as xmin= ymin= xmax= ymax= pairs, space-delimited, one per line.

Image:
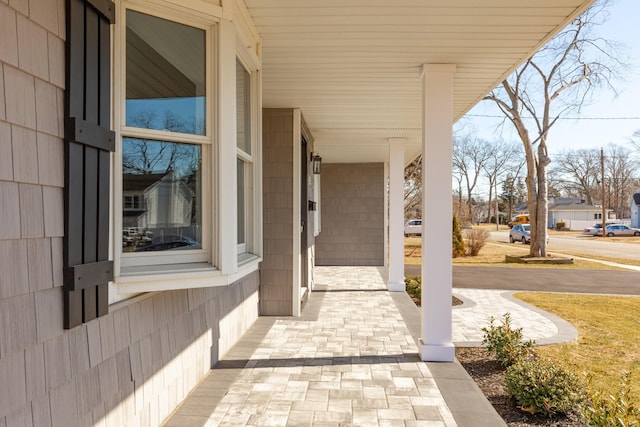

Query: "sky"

xmin=455 ymin=0 xmax=640 ymax=156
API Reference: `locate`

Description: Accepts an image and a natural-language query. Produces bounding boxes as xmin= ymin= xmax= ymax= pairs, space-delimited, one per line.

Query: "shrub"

xmin=482 ymin=313 xmax=534 ymax=367
xmin=465 ymin=228 xmax=489 ymax=256
xmin=452 ymin=215 xmax=465 ymax=258
xmin=582 ymin=372 xmax=640 ymax=426
xmin=506 ymin=359 xmax=584 ymax=417
xmin=405 ymin=276 xmax=421 ymax=304
xmin=556 ymin=221 xmax=566 ymax=231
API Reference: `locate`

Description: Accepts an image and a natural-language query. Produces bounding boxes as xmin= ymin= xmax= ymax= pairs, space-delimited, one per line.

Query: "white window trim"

xmin=109 ymin=1 xmax=263 ymax=303
xmin=115 ymin=5 xmax=214 ymax=272
xmin=236 ymin=56 xmax=250 ymax=255
xmin=115 ymin=257 xmax=261 ymax=294
xmin=235 ymin=45 xmax=261 ymax=258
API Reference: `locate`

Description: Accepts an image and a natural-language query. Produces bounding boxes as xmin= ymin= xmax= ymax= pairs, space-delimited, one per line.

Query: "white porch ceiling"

xmin=244 ymin=0 xmax=596 ymax=164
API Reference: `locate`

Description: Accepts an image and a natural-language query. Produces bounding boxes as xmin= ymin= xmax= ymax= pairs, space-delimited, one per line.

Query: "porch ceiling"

xmin=245 ymin=0 xmax=596 ymax=164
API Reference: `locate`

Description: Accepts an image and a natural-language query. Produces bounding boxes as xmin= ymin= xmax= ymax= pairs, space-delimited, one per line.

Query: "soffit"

xmin=244 ymin=0 xmax=596 ymax=164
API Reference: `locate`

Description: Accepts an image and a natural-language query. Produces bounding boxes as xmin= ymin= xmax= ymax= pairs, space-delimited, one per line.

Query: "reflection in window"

xmin=122 ymin=138 xmax=202 ymax=251
xmin=126 ymin=10 xmax=206 ymax=135
xmin=236 ymin=60 xmax=251 ymax=153
xmin=236 ymin=60 xmax=252 ymax=254
xmin=237 ymin=159 xmax=245 ymax=246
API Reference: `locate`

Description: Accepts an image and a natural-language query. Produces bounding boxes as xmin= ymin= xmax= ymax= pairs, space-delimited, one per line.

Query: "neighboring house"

xmin=548 ymin=198 xmax=615 ymax=230
xmin=122 ymin=172 xmax=163 ymax=228
xmin=632 ymin=192 xmax=640 ymax=228
xmin=0 ymin=0 xmax=596 ymax=425
xmin=138 ymin=171 xmax=196 ymax=230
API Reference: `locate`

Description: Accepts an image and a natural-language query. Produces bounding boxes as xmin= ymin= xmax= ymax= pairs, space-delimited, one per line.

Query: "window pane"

xmin=236 ymin=60 xmax=251 ymax=154
xmin=122 ymin=138 xmax=202 ymax=251
xmin=237 ymin=159 xmax=246 ymax=245
xmin=126 ymin=10 xmax=206 ymax=135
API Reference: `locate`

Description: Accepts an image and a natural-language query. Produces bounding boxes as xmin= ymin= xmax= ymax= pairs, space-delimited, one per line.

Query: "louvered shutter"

xmin=63 ymin=0 xmax=115 ymax=329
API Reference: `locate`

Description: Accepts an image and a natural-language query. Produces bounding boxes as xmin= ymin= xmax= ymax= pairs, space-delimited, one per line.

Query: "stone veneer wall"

xmin=315 ymin=163 xmax=385 ymax=266
xmin=0 ymin=3 xmax=259 ymax=425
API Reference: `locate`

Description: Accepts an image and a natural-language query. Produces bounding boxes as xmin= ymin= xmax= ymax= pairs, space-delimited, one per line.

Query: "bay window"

xmin=110 ymin=1 xmax=262 ymax=296
xmin=236 ymin=58 xmax=254 ymax=257
xmin=118 ymin=7 xmax=211 ymax=270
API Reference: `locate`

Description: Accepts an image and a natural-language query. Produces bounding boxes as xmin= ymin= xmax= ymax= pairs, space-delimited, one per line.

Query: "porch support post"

xmin=388 ymin=138 xmax=406 ymax=292
xmin=420 ymin=64 xmax=456 ymax=362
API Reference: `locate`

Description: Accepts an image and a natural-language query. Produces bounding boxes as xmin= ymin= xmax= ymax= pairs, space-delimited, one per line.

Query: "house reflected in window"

xmin=122 ymin=138 xmax=202 ymax=251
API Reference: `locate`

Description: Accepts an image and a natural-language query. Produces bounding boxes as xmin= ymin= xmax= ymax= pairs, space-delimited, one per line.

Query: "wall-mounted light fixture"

xmin=312 ymin=154 xmax=322 ymax=174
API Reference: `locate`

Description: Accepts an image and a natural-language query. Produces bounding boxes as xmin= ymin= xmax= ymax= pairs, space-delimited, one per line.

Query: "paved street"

xmin=490 ymin=231 xmax=640 ymax=261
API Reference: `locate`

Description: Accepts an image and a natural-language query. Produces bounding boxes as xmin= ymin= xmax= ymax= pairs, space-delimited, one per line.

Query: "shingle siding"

xmin=315 ymin=163 xmax=385 ymax=266
xmin=261 ymin=109 xmax=297 ymax=316
xmin=0 ymin=3 xmax=261 ymax=425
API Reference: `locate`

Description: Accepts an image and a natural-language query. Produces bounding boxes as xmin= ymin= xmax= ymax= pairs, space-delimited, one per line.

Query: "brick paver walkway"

xmin=164 ymin=267 xmax=458 ymax=426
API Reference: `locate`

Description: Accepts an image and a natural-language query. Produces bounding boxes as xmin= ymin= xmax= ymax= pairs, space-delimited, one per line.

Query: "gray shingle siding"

xmin=315 ymin=163 xmax=385 ymax=266
xmin=0 ymin=3 xmax=261 ymax=425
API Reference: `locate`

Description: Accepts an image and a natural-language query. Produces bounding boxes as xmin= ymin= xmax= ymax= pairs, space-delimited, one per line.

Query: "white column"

xmin=388 ymin=138 xmax=406 ymax=292
xmin=420 ymin=64 xmax=456 ymax=362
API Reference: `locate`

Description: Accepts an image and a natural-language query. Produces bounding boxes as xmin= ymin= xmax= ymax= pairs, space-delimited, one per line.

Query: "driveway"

xmin=405 ymin=265 xmax=640 ymax=295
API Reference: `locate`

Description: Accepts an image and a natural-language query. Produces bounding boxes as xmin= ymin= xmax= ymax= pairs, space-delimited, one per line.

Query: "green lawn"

xmin=514 ymin=292 xmax=640 ymax=401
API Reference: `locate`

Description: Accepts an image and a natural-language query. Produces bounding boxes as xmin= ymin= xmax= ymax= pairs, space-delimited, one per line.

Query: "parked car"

xmin=404 ymin=219 xmax=422 ymax=236
xmin=596 ymin=224 xmax=640 ymax=237
xmin=583 ymin=222 xmax=618 ymax=236
xmin=509 ymin=224 xmax=531 ymax=244
xmin=135 ymin=235 xmax=200 ymax=251
xmin=509 ymin=224 xmax=549 ymax=245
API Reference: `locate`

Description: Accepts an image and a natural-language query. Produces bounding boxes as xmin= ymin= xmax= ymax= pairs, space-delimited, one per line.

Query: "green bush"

xmin=405 ymin=276 xmax=421 ymax=303
xmin=556 ymin=221 xmax=566 ymax=231
xmin=506 ymin=359 xmax=584 ymax=417
xmin=583 ymin=372 xmax=640 ymax=426
xmin=482 ymin=313 xmax=534 ymax=367
xmin=452 ymin=215 xmax=465 ymax=258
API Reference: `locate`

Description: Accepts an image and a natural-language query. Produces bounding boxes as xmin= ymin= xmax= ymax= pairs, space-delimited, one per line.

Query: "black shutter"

xmin=64 ymin=0 xmax=115 ymax=329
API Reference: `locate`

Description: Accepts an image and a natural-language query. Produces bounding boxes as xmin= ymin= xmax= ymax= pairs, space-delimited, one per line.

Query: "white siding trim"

xmin=218 ymin=19 xmax=238 ymax=275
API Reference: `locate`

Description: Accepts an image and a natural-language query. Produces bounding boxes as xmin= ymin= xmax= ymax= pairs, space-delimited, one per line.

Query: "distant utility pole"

xmin=495 ymin=179 xmax=499 ymax=231
xmin=601 ymin=147 xmax=606 ymax=238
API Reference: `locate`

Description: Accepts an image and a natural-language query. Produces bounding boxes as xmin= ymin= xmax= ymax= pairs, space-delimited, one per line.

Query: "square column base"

xmin=387 ymin=281 xmax=406 ymax=292
xmin=419 ymin=340 xmax=455 ymax=362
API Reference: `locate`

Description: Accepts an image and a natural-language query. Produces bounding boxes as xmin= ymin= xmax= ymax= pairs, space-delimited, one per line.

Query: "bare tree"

xmin=123 ymin=111 xmax=201 ymax=175
xmin=483 ymin=141 xmax=522 ymax=224
xmin=545 ymin=168 xmax=565 ymax=199
xmin=604 ymin=144 xmax=639 ymax=219
xmin=483 ymin=2 xmax=622 ymax=256
xmin=499 ymin=164 xmax=526 ymax=222
xmin=452 ymin=136 xmax=492 ymax=220
xmin=630 ymin=130 xmax=640 ymax=153
xmin=551 ymin=148 xmax=601 ymax=204
xmin=404 ymin=155 xmax=423 ymax=219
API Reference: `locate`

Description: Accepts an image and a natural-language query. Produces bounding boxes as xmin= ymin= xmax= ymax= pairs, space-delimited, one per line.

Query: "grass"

xmin=513 ymin=292 xmax=640 ymax=402
xmin=545 ymin=250 xmax=640 ymax=267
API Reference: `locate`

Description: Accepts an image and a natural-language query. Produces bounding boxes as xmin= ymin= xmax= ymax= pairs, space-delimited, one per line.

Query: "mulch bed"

xmin=455 ymin=347 xmax=586 ymax=426
xmin=412 ymin=294 xmax=584 ymax=424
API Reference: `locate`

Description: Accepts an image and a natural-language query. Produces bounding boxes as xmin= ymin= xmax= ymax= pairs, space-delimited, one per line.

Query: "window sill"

xmin=115 ymin=256 xmax=261 ymax=293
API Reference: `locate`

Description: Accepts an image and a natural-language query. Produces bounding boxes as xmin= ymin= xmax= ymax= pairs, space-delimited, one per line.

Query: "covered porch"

xmin=252 ymin=0 xmax=596 ymax=362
